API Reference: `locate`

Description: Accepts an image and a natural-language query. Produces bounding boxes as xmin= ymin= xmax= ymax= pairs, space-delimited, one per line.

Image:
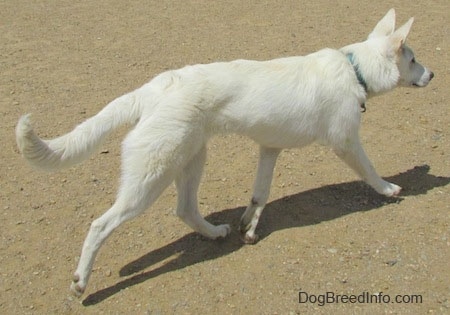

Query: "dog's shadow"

xmin=82 ymin=165 xmax=449 ymax=305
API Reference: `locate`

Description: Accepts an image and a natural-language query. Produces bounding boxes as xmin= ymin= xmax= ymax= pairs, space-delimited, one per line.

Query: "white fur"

xmin=15 ymin=9 xmax=433 ymax=296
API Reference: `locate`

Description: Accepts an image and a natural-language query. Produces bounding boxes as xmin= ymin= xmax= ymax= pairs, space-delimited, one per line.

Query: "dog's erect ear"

xmin=387 ymin=17 xmax=414 ymax=56
xmin=368 ymin=8 xmax=396 ymax=38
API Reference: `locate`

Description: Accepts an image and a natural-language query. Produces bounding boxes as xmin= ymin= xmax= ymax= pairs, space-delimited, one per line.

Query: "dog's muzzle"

xmin=413 ymin=70 xmax=434 ymax=87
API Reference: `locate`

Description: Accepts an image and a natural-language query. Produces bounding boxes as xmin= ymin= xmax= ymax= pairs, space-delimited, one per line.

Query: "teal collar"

xmin=346 ymin=53 xmax=368 ymax=93
xmin=346 ymin=53 xmax=367 ymax=112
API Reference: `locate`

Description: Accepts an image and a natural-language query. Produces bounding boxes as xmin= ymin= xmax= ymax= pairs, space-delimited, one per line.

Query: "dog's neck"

xmin=346 ymin=53 xmax=368 ymax=93
xmin=341 ymin=40 xmax=401 ymax=98
xmin=344 ymin=52 xmax=368 ymax=112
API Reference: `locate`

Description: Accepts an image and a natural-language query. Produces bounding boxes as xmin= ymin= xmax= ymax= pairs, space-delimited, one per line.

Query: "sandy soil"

xmin=1 ymin=1 xmax=449 ymax=314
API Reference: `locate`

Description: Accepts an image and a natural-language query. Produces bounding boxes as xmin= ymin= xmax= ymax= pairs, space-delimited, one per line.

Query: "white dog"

xmin=16 ymin=9 xmax=433 ymax=296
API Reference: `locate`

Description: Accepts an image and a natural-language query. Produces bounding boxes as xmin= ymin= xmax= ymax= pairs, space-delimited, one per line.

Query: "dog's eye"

xmin=411 ymin=57 xmax=416 ymax=63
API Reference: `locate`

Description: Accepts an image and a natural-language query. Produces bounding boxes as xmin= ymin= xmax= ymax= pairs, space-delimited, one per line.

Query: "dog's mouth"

xmin=412 ymin=81 xmax=430 ymax=88
xmin=399 ymin=79 xmax=426 ymax=88
xmin=409 ymin=72 xmax=434 ymax=88
xmin=411 ymin=80 xmax=429 ymax=88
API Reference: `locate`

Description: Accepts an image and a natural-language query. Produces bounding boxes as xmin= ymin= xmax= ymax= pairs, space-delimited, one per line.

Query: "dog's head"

xmin=368 ymin=9 xmax=434 ymax=88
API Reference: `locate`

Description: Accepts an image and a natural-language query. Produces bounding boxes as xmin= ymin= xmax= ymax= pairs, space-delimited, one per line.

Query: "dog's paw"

xmin=238 ymin=221 xmax=260 ymax=244
xmin=240 ymin=231 xmax=259 ymax=245
xmin=70 ymin=273 xmax=85 ymax=297
xmin=383 ymin=183 xmax=402 ymax=197
xmin=215 ymin=224 xmax=231 ymax=239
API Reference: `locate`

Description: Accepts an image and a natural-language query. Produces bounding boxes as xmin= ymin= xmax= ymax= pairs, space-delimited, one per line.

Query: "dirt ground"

xmin=1 ymin=1 xmax=449 ymax=314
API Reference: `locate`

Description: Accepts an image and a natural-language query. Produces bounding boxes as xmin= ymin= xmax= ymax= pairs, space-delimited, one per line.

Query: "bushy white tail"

xmin=16 ymin=93 xmax=141 ymax=171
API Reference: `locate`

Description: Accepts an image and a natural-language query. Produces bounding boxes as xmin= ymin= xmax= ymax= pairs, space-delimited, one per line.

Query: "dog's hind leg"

xmin=70 ymin=166 xmax=174 ymax=297
xmin=175 ymin=146 xmax=231 ymax=239
xmin=239 ymin=146 xmax=281 ymax=244
xmin=333 ymin=136 xmax=401 ymax=197
xmin=70 ymin=122 xmax=184 ymax=297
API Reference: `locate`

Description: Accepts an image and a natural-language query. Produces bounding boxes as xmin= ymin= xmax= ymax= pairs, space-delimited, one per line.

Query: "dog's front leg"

xmin=239 ymin=146 xmax=281 ymax=244
xmin=333 ymin=138 xmax=401 ymax=197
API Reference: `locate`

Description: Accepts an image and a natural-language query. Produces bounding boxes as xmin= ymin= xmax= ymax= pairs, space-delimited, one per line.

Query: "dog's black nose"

xmin=430 ymin=71 xmax=434 ymax=80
